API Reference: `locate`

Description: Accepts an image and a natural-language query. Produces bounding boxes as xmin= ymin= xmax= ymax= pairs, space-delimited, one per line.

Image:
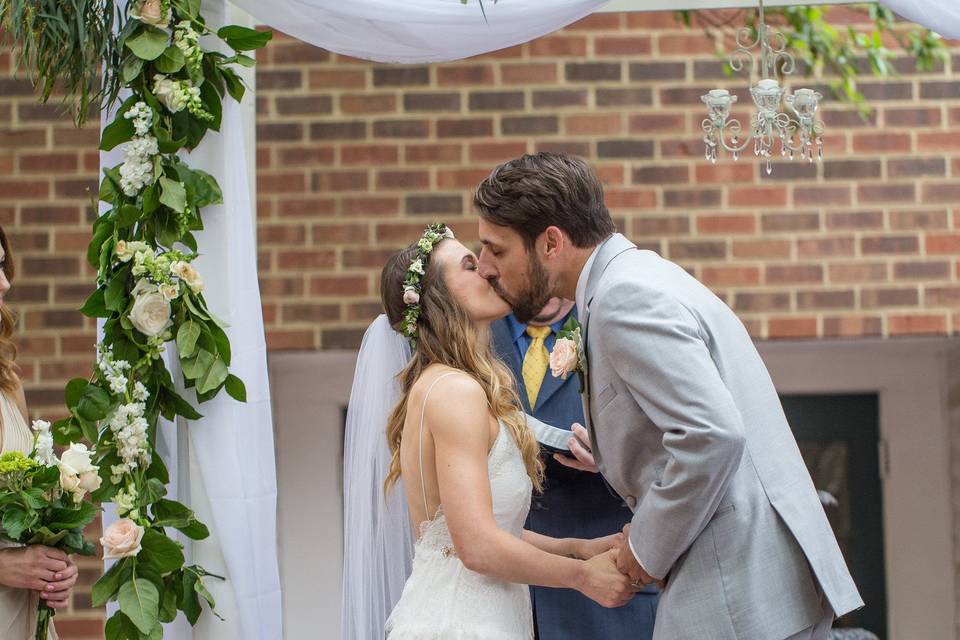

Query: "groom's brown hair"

xmin=474 ymin=152 xmax=615 ymax=250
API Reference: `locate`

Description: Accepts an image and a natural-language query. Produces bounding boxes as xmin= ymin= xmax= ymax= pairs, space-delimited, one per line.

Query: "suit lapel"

xmin=578 ymin=233 xmax=638 ymax=460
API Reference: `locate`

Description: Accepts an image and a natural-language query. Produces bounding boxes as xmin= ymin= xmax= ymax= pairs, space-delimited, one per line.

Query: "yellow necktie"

xmin=522 ymin=325 xmax=552 ymax=408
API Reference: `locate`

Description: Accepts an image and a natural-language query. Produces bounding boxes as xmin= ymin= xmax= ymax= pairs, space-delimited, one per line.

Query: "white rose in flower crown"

xmin=101 ymin=518 xmax=145 ymax=560
xmin=170 ymin=261 xmax=204 ymax=294
xmin=549 ymin=337 xmax=580 ymax=380
xmin=129 ymin=0 xmax=172 ymax=27
xmin=402 ymin=286 xmax=420 ymax=305
xmin=129 ymin=280 xmax=173 ymax=337
xmin=152 ymin=74 xmax=187 ymax=113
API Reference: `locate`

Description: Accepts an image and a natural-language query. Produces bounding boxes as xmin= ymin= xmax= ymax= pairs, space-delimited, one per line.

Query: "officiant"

xmin=492 ymin=298 xmax=659 ymax=639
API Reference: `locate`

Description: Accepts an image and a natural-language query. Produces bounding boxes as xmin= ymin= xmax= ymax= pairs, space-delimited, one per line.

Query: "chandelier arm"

xmin=706 ymin=119 xmax=754 ymax=154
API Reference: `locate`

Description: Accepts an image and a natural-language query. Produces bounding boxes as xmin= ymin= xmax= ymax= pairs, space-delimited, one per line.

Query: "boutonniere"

xmin=549 ymin=316 xmax=586 ymax=392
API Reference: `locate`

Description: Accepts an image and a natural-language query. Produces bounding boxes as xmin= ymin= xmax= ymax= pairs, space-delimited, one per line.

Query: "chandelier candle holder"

xmin=701 ymin=0 xmax=825 ymax=174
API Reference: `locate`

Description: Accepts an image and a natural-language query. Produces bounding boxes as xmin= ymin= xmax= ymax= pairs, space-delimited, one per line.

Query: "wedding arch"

xmin=2 ymin=0 xmax=956 ymax=639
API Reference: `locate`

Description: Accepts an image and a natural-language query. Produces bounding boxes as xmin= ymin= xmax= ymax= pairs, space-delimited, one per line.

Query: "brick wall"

xmin=1 ymin=7 xmax=959 ymax=636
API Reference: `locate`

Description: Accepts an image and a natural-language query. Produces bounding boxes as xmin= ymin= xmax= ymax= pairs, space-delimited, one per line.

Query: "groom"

xmin=474 ymin=152 xmax=862 ymax=639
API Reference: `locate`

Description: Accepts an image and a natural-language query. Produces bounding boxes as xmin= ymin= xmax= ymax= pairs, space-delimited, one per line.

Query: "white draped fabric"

xmin=882 ymin=0 xmax=960 ymax=39
xmin=230 ymin=0 xmax=610 ymax=63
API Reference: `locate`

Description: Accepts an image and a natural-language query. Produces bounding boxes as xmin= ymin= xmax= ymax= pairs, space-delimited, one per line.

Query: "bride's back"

xmin=399 ymin=364 xmax=500 ymax=535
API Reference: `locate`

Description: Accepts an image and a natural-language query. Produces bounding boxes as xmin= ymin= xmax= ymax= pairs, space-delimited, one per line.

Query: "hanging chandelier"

xmin=700 ymin=0 xmax=825 ymax=174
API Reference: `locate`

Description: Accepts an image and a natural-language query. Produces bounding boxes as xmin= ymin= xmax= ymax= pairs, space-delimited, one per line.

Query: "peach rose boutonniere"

xmin=549 ymin=316 xmax=585 ymax=392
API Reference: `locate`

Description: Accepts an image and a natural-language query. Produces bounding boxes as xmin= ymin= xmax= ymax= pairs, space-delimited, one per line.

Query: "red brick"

xmin=668 ymin=240 xmax=727 ymax=260
xmin=631 ymin=216 xmax=690 ymax=237
xmin=629 ymin=113 xmax=686 ymax=133
xmin=437 ymin=168 xmax=492 ymax=189
xmin=566 ymin=13 xmax=622 ymax=30
xmin=406 ymin=143 xmax=463 ymax=164
xmin=529 ymin=36 xmax=587 ymax=57
xmin=277 ymin=197 xmax=336 ymax=218
xmin=889 ymin=314 xmax=947 ymax=336
xmin=762 ymin=212 xmax=820 ymax=232
xmin=884 ymin=107 xmax=942 ymax=127
xmin=277 ymin=147 xmax=335 ymax=166
xmin=340 ymin=196 xmax=400 ymax=216
xmin=862 ymin=288 xmax=919 ymax=308
xmin=797 ymin=290 xmax=855 ymax=310
xmin=922 ymin=183 xmax=960 ymax=204
xmin=340 ymin=145 xmax=399 ymax=165
xmin=663 ymin=189 xmax=721 ymax=209
xmin=729 ymin=187 xmax=787 ymax=208
xmin=694 ymin=163 xmax=754 ymax=184
xmin=438 ymin=118 xmax=494 ymax=138
xmin=926 ymin=234 xmax=960 ymax=255
xmin=501 ymin=64 xmax=558 ymax=85
xmin=657 ymin=34 xmax=716 ymax=55
xmin=340 ymin=93 xmax=397 ymax=114
xmin=696 ymin=214 xmax=756 ymax=235
xmin=277 ymin=250 xmax=336 ymax=270
xmin=260 ymin=276 xmax=304 ymax=297
xmin=829 ymin=263 xmax=889 ymax=283
xmin=766 ymin=265 xmax=824 ymax=285
xmin=437 ymin=65 xmax=494 ymax=86
xmin=852 ymin=133 xmax=912 ymax=153
xmin=826 ymin=210 xmax=883 ymax=230
xmin=794 ymin=186 xmax=851 ymax=207
xmin=309 ymin=69 xmax=367 ymax=90
xmin=733 ymin=292 xmax=791 ymax=312
xmin=823 ymin=316 xmax=883 ymax=338
xmin=858 ymin=184 xmax=916 ymax=204
xmin=564 ymin=114 xmax=623 ymax=135
xmin=797 ymin=237 xmax=856 ymax=258
xmin=926 ymin=287 xmax=960 ymax=306
xmin=732 ymin=240 xmax=791 ymax=259
xmin=19 ymin=153 xmax=77 ymax=173
xmin=594 ymin=36 xmax=652 ymax=56
xmin=701 ymin=266 xmax=760 ymax=287
xmin=768 ymin=317 xmax=819 ymax=339
xmin=311 ymin=170 xmax=368 ymax=192
xmin=861 ymin=235 xmax=919 ymax=255
xmin=0 ymin=179 xmax=49 ymax=199
xmin=894 ymin=261 xmax=951 ymax=280
xmin=632 ymin=166 xmax=689 ymax=185
xmin=257 ymin=172 xmax=306 ymax=195
xmin=267 ymin=329 xmax=317 ymax=350
xmin=890 ymin=209 xmax=948 ymax=230
xmin=605 ymin=189 xmax=656 ymax=209
xmin=376 ymin=170 xmax=430 ymax=190
xmin=258 ymin=224 xmax=307 ymax=246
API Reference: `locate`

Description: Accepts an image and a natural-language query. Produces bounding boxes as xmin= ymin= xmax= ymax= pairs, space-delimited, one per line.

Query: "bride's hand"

xmin=575 ymin=549 xmax=634 ymax=608
xmin=572 ymin=532 xmax=623 ymax=560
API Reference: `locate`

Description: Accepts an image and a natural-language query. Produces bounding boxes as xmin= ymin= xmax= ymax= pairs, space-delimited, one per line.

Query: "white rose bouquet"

xmin=0 ymin=421 xmax=99 ymax=639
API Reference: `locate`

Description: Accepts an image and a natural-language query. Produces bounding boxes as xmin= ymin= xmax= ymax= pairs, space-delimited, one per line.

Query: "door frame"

xmin=758 ymin=337 xmax=957 ymax=639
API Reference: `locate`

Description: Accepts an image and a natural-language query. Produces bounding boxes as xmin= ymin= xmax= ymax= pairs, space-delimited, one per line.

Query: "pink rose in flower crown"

xmin=101 ymin=518 xmax=145 ymax=560
xmin=550 ymin=337 xmax=579 ymax=380
xmin=403 ymin=287 xmax=420 ymax=305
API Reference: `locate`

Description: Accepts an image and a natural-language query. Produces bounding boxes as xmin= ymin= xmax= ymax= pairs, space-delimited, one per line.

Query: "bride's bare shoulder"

xmin=408 ymin=366 xmax=485 ymax=418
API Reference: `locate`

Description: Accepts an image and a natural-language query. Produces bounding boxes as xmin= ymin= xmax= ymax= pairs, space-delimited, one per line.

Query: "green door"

xmin=780 ymin=393 xmax=887 ymax=639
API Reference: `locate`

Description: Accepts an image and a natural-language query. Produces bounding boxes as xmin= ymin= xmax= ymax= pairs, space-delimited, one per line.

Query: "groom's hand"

xmin=616 ymin=525 xmax=663 ymax=590
xmin=553 ymin=423 xmax=599 ymax=473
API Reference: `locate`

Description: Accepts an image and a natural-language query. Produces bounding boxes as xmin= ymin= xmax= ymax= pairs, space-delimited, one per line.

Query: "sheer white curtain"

xmin=231 ymin=0 xmax=610 ymax=63
xmin=882 ymin=0 xmax=960 ymax=39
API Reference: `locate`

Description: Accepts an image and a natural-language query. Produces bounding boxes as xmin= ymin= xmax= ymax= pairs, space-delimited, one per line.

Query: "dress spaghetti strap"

xmin=417 ymin=371 xmax=463 ymax=518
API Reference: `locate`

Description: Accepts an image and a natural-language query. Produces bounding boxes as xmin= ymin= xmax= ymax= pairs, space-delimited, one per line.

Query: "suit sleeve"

xmin=592 ymin=281 xmax=746 ymax=579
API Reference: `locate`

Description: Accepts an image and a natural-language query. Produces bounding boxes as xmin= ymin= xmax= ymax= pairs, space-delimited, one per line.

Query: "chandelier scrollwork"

xmin=701 ymin=0 xmax=825 ymax=174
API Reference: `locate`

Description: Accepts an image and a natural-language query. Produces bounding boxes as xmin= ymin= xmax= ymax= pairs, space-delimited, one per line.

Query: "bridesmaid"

xmin=0 ymin=225 xmax=78 ymax=639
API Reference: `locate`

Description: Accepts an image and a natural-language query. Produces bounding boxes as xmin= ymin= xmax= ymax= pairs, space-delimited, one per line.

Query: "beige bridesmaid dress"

xmin=0 ymin=390 xmax=58 ymax=640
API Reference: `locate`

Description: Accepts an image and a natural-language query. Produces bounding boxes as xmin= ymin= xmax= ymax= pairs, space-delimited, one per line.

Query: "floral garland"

xmin=400 ymin=224 xmax=454 ymax=346
xmin=1 ymin=0 xmax=271 ymax=637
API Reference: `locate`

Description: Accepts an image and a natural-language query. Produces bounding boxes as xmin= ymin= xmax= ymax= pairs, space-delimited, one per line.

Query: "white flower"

xmin=115 ymin=240 xmax=151 ymax=263
xmin=101 ymin=519 xmax=145 ymax=560
xmin=132 ymin=381 xmax=149 ymax=401
xmin=108 ymin=374 xmax=127 ymax=395
xmin=123 ymin=101 xmax=154 ymax=137
xmin=129 ymin=0 xmax=171 ymax=27
xmin=114 ymin=485 xmax=138 ymax=516
xmin=409 ymin=259 xmax=424 ymax=275
xmin=30 ymin=420 xmax=57 ymax=467
xmin=549 ymin=337 xmax=580 ymax=380
xmin=58 ymin=443 xmax=100 ymax=502
xmin=119 ymin=135 xmax=158 ymax=197
xmin=159 ymin=283 xmax=179 ymax=300
xmin=443 ymin=227 xmax=456 ymax=239
xmin=129 ymin=283 xmax=173 ymax=337
xmin=403 ymin=287 xmax=420 ymax=305
xmin=170 ymin=261 xmax=203 ymax=294
xmin=152 ymin=74 xmax=188 ymax=113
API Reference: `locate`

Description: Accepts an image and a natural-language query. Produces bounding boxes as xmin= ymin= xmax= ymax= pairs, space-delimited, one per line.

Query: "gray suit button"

xmin=625 ymin=496 xmax=637 ymax=509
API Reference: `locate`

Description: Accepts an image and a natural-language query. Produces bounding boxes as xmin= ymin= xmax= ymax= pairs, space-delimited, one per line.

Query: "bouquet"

xmin=0 ymin=420 xmax=100 ymax=640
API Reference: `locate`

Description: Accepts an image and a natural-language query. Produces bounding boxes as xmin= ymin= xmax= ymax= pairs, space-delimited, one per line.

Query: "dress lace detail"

xmin=385 ymin=380 xmax=534 ymax=640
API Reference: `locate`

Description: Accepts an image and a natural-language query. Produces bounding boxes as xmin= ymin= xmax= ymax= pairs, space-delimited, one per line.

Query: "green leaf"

xmin=65 ymin=378 xmax=88 ymax=409
xmin=118 ymin=578 xmax=160 ymax=634
xmin=165 ymin=389 xmax=203 ymax=421
xmin=175 ymin=166 xmax=223 ymax=209
xmin=172 ymin=0 xmax=201 ymax=18
xmin=114 ymin=204 xmax=142 ymax=228
xmin=152 ymin=499 xmax=209 ymax=540
xmin=155 ymin=46 xmax=186 ymax=74
xmin=52 ymin=417 xmax=82 ymax=446
xmin=87 ymin=215 xmax=114 ymax=268
xmin=141 ymin=528 xmax=185 ymax=574
xmin=105 ymin=271 xmax=129 ymax=313
xmin=92 ymin=558 xmax=127 ymax=607
xmin=208 ymin=320 xmax=231 ymax=365
xmin=100 ymin=96 xmax=139 ymax=151
xmin=217 ymin=25 xmax=272 ymax=51
xmin=127 ymin=26 xmax=170 ymax=61
xmin=80 ymin=288 xmax=109 ymax=318
xmin=194 ymin=577 xmax=218 ymax=615
xmin=77 ymin=384 xmax=112 ymax=421
xmin=200 ymin=80 xmax=223 ymax=132
xmin=225 ymin=374 xmax=246 ymax=403
xmin=196 ymin=354 xmax=228 ymax=395
xmin=177 ymin=321 xmax=201 ymax=358
xmin=179 ymin=571 xmax=202 ymax=624
xmin=159 ymin=177 xmax=187 ymax=214
xmin=221 ymin=67 xmax=245 ymax=103
xmin=1 ymin=508 xmax=28 ymax=541
xmin=99 ymin=166 xmax=124 ymax=204
xmin=143 ymin=477 xmax=168 ymax=504
xmin=159 ymin=578 xmax=179 ymax=622
xmin=181 ymin=349 xmax=211 ymax=380
xmin=155 ymin=127 xmax=188 ymax=155
xmin=104 ymin=611 xmax=140 ymax=640
xmin=121 ymin=55 xmax=145 ymax=83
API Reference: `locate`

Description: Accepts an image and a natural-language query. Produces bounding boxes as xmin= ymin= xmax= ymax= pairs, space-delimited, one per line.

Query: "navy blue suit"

xmin=492 ymin=310 xmax=658 ymax=640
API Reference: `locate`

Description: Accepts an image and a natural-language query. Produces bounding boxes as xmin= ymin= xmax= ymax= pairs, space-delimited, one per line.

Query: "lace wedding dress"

xmin=385 ymin=373 xmax=535 ymax=640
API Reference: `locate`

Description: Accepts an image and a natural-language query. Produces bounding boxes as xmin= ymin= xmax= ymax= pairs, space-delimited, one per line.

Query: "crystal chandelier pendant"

xmin=700 ymin=0 xmax=826 ymax=174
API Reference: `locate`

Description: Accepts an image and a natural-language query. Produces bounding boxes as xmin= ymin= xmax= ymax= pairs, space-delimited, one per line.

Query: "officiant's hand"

xmin=576 ymin=549 xmax=635 ymax=608
xmin=553 ymin=423 xmax=598 ymax=473
xmin=574 ymin=532 xmax=624 ymax=560
xmin=616 ymin=525 xmax=664 ymax=591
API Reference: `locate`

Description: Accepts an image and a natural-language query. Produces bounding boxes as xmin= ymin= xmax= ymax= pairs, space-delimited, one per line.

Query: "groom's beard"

xmin=491 ymin=255 xmax=552 ymax=324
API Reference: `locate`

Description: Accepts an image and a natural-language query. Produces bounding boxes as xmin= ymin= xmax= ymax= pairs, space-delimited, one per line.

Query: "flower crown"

xmin=400 ymin=223 xmax=455 ymax=346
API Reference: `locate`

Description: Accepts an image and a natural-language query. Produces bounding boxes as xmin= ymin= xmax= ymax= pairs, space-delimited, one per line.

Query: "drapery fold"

xmin=881 ymin=0 xmax=960 ymax=40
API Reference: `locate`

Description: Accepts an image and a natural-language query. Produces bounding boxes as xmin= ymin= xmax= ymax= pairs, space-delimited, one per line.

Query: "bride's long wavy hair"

xmin=381 ymin=240 xmax=543 ymax=495
xmin=0 ymin=226 xmax=18 ymax=395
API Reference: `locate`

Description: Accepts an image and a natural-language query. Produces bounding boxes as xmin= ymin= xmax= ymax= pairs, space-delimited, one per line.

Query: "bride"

xmin=343 ymin=224 xmax=635 ymax=640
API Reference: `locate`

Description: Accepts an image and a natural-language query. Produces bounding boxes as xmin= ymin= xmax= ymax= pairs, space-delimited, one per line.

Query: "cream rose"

xmin=129 ymin=0 xmax=171 ymax=28
xmin=549 ymin=338 xmax=579 ymax=380
xmin=116 ymin=240 xmax=151 ymax=263
xmin=100 ymin=518 xmax=145 ymax=560
xmin=159 ymin=283 xmax=179 ymax=300
xmin=152 ymin=75 xmax=186 ymax=113
xmin=58 ymin=443 xmax=100 ymax=499
xmin=170 ymin=261 xmax=204 ymax=294
xmin=402 ymin=287 xmax=419 ymax=305
xmin=129 ymin=282 xmax=173 ymax=337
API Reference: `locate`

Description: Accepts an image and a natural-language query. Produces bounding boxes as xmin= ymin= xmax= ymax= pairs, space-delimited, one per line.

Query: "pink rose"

xmin=549 ymin=338 xmax=579 ymax=380
xmin=403 ymin=288 xmax=420 ymax=305
xmin=131 ymin=0 xmax=170 ymax=27
xmin=100 ymin=518 xmax=145 ymax=560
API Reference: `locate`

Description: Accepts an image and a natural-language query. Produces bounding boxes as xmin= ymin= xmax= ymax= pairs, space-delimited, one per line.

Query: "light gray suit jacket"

xmin=579 ymin=234 xmax=862 ymax=640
